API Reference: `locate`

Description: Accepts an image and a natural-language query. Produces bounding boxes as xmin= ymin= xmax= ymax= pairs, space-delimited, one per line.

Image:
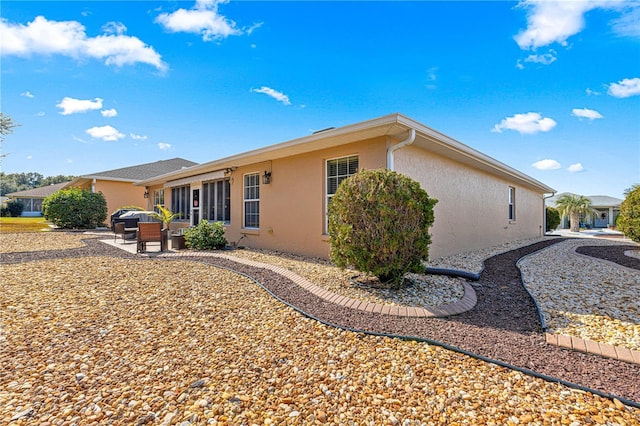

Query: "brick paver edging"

xmin=546 ymin=333 xmax=640 ymax=365
xmin=158 ymin=248 xmax=639 ymax=366
xmin=537 ymin=244 xmax=640 ymax=366
xmin=158 ymin=251 xmax=477 ymax=318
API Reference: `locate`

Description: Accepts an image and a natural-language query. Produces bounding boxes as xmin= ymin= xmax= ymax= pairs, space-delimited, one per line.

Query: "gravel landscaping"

xmin=519 ymin=239 xmax=640 ymax=350
xmin=1 ymin=232 xmax=639 ymax=425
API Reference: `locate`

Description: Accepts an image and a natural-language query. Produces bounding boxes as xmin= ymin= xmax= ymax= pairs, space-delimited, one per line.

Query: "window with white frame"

xmin=203 ymin=179 xmax=231 ymax=223
xmin=171 ymin=185 xmax=190 ymax=221
xmin=508 ymin=186 xmax=516 ymax=221
xmin=153 ymin=189 xmax=165 ymax=211
xmin=326 ymin=155 xmax=359 ymax=231
xmin=243 ymin=173 xmax=260 ymax=228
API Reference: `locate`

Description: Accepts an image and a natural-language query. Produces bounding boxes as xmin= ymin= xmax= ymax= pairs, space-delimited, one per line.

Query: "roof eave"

xmin=136 ymin=113 xmax=409 ymax=186
xmin=136 ymin=112 xmax=555 ymax=194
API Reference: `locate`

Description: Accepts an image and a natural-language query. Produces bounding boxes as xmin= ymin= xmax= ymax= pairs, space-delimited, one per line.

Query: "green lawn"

xmin=0 ymin=217 xmax=52 ymax=233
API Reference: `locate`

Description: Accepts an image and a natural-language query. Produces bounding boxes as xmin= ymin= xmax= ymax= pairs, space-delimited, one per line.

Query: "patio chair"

xmin=113 ymin=222 xmax=136 ymax=243
xmin=137 ymin=222 xmax=166 ymax=253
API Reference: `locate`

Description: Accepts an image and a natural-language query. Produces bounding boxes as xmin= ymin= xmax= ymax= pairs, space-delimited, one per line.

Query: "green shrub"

xmin=184 ymin=220 xmax=227 ymax=250
xmin=617 ymin=186 xmax=640 ymax=243
xmin=42 ymin=188 xmax=107 ymax=229
xmin=545 ymin=206 xmax=560 ymax=231
xmin=1 ymin=200 xmax=24 ymax=217
xmin=328 ymin=169 xmax=437 ymax=287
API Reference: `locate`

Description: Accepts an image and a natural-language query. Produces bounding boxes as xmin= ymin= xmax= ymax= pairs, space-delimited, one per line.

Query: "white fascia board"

xmin=398 ymin=115 xmax=555 ymax=193
xmin=138 ymin=112 xmax=555 ymax=194
xmin=137 ymin=113 xmax=407 ymax=187
xmin=163 ymin=170 xmax=226 ymax=188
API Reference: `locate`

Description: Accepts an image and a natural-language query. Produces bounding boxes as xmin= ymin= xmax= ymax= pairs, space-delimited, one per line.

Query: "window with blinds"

xmin=326 ymin=155 xmax=358 ymax=232
xmin=244 ymin=173 xmax=260 ymax=228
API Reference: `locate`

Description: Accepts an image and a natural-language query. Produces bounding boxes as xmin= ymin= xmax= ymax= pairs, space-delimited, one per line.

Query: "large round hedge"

xmin=43 ymin=188 xmax=107 ymax=229
xmin=328 ymin=169 xmax=437 ymax=287
xmin=617 ymin=185 xmax=640 ymax=243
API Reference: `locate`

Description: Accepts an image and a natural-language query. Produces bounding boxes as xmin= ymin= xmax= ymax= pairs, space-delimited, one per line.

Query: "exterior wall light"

xmin=262 ymin=170 xmax=272 ymax=184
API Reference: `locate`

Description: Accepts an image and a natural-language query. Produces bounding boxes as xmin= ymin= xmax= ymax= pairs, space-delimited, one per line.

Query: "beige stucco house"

xmin=546 ymin=193 xmax=622 ymax=229
xmin=63 ymin=158 xmax=197 ymax=223
xmin=6 ymin=182 xmax=70 ymax=216
xmin=137 ymin=113 xmax=555 ymax=259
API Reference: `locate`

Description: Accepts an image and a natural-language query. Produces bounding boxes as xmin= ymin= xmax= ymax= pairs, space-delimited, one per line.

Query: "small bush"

xmin=1 ymin=200 xmax=24 ymax=217
xmin=184 ymin=220 xmax=227 ymax=250
xmin=546 ymin=206 xmax=560 ymax=231
xmin=617 ymin=186 xmax=640 ymax=243
xmin=328 ymin=169 xmax=437 ymax=288
xmin=42 ymin=188 xmax=107 ymax=229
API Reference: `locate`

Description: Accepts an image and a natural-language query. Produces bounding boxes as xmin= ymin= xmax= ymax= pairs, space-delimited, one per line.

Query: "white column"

xmin=609 ymin=207 xmax=614 ymax=226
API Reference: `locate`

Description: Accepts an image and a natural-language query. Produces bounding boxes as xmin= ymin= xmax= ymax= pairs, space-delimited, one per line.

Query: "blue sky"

xmin=1 ymin=0 xmax=639 ymax=199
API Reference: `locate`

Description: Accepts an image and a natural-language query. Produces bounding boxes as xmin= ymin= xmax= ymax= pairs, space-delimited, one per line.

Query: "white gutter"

xmin=387 ymin=128 xmax=416 ymax=171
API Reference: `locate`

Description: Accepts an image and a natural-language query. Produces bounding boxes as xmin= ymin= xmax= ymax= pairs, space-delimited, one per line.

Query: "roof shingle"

xmin=6 ymin=182 xmax=70 ymax=198
xmin=82 ymin=158 xmax=197 ymax=182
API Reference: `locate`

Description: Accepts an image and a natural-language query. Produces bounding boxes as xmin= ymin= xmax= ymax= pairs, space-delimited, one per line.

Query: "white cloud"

xmin=514 ymin=1 xmax=597 ymax=49
xmin=571 ymin=108 xmax=603 ymax=120
xmin=526 ymin=50 xmax=557 ymax=65
xmin=610 ymin=4 xmax=640 ymax=37
xmin=101 ymin=108 xmax=117 ymax=117
xmin=514 ymin=1 xmax=631 ymax=50
xmin=36 ymin=112 xmax=45 ymax=116
xmin=607 ymin=77 xmax=640 ymax=98
xmin=0 ymin=16 xmax=167 ymax=71
xmin=516 ymin=50 xmax=557 ymax=69
xmin=102 ymin=21 xmax=127 ymax=36
xmin=158 ymin=142 xmax=172 ymax=150
xmin=251 ymin=86 xmax=291 ymax=105
xmin=532 ymin=159 xmax=561 ymax=170
xmin=86 ymin=125 xmax=125 ymax=141
xmin=21 ymin=91 xmax=34 ymax=98
xmin=425 ymin=66 xmax=438 ymax=89
xmin=568 ymin=163 xmax=584 ymax=172
xmin=585 ymin=88 xmax=601 ymax=96
xmin=155 ymin=0 xmax=242 ymax=41
xmin=130 ymin=133 xmax=148 ymax=140
xmin=57 ymin=97 xmax=103 ymax=115
xmin=26 ymin=155 xmax=33 ymax=160
xmin=492 ymin=112 xmax=557 ymax=134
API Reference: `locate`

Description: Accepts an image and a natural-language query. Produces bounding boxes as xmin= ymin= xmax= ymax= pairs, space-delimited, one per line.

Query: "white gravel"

xmin=518 ymin=238 xmax=640 ymax=350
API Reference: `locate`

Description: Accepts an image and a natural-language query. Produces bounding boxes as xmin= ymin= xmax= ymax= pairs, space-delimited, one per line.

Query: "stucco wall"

xmin=227 ymin=137 xmax=389 ymax=257
xmin=166 ymin=137 xmax=389 ymax=258
xmin=395 ymin=145 xmax=544 ymax=259
xmin=161 ymin=137 xmax=545 ymax=260
xmin=94 ymin=181 xmax=147 ymax=223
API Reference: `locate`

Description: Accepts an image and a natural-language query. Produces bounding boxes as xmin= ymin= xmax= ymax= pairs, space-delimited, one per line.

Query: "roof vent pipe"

xmin=387 ymin=128 xmax=415 ymax=171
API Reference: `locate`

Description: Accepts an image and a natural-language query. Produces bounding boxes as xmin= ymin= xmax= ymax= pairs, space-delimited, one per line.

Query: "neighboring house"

xmin=138 ymin=113 xmax=554 ymax=259
xmin=63 ymin=158 xmax=197 ymax=223
xmin=546 ymin=192 xmax=622 ymax=229
xmin=6 ymin=182 xmax=71 ymax=216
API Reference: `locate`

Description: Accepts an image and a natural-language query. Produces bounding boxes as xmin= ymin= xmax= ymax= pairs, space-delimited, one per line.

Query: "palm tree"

xmin=554 ymin=194 xmax=595 ymax=232
xmin=149 ymin=204 xmax=181 ymax=230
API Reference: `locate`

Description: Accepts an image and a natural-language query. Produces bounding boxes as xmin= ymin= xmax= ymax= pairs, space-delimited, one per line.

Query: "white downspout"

xmin=387 ymin=128 xmax=416 ymax=171
xmin=92 ymin=178 xmax=96 ymax=193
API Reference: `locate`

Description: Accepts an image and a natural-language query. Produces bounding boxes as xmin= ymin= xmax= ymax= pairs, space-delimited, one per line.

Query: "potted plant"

xmin=149 ymin=205 xmax=182 ymax=248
